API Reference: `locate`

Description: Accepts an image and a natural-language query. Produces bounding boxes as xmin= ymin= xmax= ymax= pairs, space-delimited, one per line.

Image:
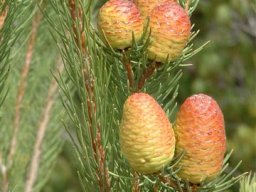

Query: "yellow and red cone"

xmin=147 ymin=1 xmax=191 ymax=63
xmin=98 ymin=0 xmax=143 ymax=49
xmin=174 ymin=94 xmax=226 ymax=183
xmin=120 ymin=93 xmax=175 ymax=174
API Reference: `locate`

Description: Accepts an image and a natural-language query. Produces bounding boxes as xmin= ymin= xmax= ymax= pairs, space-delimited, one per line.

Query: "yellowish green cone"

xmin=98 ymin=0 xmax=143 ymax=49
xmin=147 ymin=1 xmax=191 ymax=63
xmin=120 ymin=93 xmax=175 ymax=174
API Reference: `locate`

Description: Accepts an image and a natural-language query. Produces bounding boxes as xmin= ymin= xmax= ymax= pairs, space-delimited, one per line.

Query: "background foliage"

xmin=0 ymin=0 xmax=255 ymax=191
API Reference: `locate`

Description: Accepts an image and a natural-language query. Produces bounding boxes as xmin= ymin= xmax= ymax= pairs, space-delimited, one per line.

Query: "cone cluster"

xmin=98 ymin=0 xmax=191 ymax=62
xmin=98 ymin=0 xmax=226 ymax=183
xmin=119 ymin=92 xmax=226 ymax=182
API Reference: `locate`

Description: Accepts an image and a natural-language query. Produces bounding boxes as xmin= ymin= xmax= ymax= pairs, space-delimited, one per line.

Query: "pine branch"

xmin=0 ymin=1 xmax=39 ymax=191
xmin=3 ymin=11 xmax=42 ymax=192
xmin=24 ymin=59 xmax=64 ymax=192
xmin=46 ymin=1 xmax=112 ymax=191
xmin=44 ymin=0 xmax=248 ymax=191
xmin=68 ymin=0 xmax=86 ymax=54
xmin=0 ymin=2 xmax=64 ymax=191
xmin=8 ymin=10 xmax=42 ymax=168
xmin=68 ymin=1 xmax=111 ymax=191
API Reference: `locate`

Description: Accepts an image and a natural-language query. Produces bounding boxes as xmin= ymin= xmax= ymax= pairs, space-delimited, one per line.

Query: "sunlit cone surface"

xmin=98 ymin=0 xmax=143 ymax=49
xmin=0 ymin=7 xmax=8 ymax=30
xmin=120 ymin=93 xmax=175 ymax=174
xmin=134 ymin=0 xmax=174 ymax=19
xmin=174 ymin=94 xmax=226 ymax=183
xmin=148 ymin=1 xmax=191 ymax=63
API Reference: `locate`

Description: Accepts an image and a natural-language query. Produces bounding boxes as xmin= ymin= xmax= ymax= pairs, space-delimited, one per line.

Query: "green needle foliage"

xmin=0 ymin=0 xmax=31 ymax=106
xmin=0 ymin=1 xmax=63 ymax=192
xmin=46 ymin=0 xmax=246 ymax=191
xmin=239 ymin=172 xmax=256 ymax=192
xmin=0 ymin=0 xmax=33 ymax=170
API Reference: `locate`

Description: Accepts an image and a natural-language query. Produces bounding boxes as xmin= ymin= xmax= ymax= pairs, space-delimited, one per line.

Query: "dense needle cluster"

xmin=98 ymin=0 xmax=226 ymax=184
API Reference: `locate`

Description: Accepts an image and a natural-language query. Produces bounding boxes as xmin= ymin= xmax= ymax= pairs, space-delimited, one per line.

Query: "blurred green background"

xmin=42 ymin=0 xmax=256 ymax=191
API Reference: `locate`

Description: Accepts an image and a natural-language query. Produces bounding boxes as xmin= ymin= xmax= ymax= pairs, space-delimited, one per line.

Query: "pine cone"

xmin=120 ymin=93 xmax=175 ymax=174
xmin=134 ymin=0 xmax=173 ymax=19
xmin=174 ymin=94 xmax=226 ymax=183
xmin=98 ymin=0 xmax=143 ymax=49
xmin=147 ymin=1 xmax=191 ymax=63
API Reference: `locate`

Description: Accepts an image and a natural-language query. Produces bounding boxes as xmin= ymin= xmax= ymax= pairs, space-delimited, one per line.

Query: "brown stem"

xmin=158 ymin=174 xmax=199 ymax=192
xmin=84 ymin=80 xmax=98 ymax=160
xmin=69 ymin=0 xmax=97 ymax=161
xmin=84 ymin=72 xmax=109 ymax=192
xmin=96 ymin=127 xmax=110 ymax=191
xmin=138 ymin=62 xmax=162 ymax=90
xmin=84 ymin=78 xmax=110 ymax=192
xmin=69 ymin=1 xmax=110 ymax=191
xmin=122 ymin=51 xmax=134 ymax=89
xmin=132 ymin=172 xmax=140 ymax=192
xmin=24 ymin=59 xmax=64 ymax=192
xmin=9 ymin=11 xmax=41 ymax=163
xmin=69 ymin=0 xmax=86 ymax=54
xmin=158 ymin=174 xmax=182 ymax=192
xmin=5 ymin=12 xmax=41 ymax=192
xmin=191 ymin=183 xmax=198 ymax=192
xmin=153 ymin=183 xmax=158 ymax=192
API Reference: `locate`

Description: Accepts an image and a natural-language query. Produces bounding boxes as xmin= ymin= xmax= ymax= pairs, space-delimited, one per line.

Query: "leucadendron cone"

xmin=148 ymin=1 xmax=191 ymax=63
xmin=120 ymin=93 xmax=175 ymax=174
xmin=174 ymin=94 xmax=226 ymax=183
xmin=98 ymin=0 xmax=143 ymax=49
xmin=134 ymin=0 xmax=174 ymax=19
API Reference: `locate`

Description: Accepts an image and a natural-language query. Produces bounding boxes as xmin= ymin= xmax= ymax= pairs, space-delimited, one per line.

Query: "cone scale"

xmin=98 ymin=0 xmax=143 ymax=49
xmin=120 ymin=93 xmax=175 ymax=174
xmin=174 ymin=94 xmax=226 ymax=183
xmin=134 ymin=0 xmax=174 ymax=19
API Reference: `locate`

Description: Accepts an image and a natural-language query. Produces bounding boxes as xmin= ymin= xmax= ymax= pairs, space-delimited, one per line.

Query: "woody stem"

xmin=138 ymin=62 xmax=162 ymax=90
